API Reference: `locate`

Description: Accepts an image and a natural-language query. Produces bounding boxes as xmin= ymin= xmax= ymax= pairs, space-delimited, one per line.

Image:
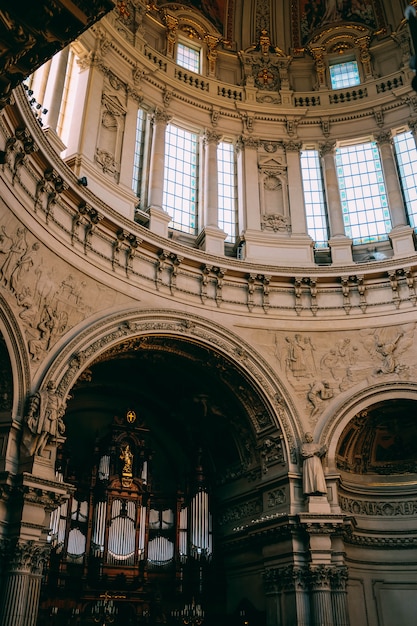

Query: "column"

xmin=0 ymin=540 xmax=48 ymax=626
xmin=147 ymin=109 xmax=172 ymax=238
xmin=310 ymin=566 xmax=333 ymax=626
xmin=43 ymin=47 xmax=70 ymax=131
xmin=197 ymin=130 xmax=226 ymax=255
xmin=42 ymin=47 xmax=70 ymax=153
xmin=376 ymin=131 xmax=415 ymax=257
xmin=331 ymin=566 xmax=350 ymax=626
xmin=264 ymin=566 xmax=310 ymax=626
xmin=62 ymin=45 xmax=104 ymax=164
xmin=238 ymin=135 xmax=261 ymax=232
xmin=320 ymin=142 xmax=353 ymax=265
xmin=285 ymin=141 xmax=308 ymax=236
xmin=284 ymin=141 xmax=315 ymax=264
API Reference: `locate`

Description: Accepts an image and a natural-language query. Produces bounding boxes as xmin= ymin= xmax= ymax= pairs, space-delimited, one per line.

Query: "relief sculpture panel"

xmin=267 ymin=326 xmax=417 ymax=425
xmin=0 ymin=217 xmax=133 ymax=365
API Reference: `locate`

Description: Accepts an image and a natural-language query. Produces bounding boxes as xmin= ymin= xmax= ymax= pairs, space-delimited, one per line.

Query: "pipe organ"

xmin=43 ymin=411 xmax=213 ymax=624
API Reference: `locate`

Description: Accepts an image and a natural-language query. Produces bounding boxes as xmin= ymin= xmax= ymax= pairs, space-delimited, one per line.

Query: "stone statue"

xmin=24 ymin=381 xmax=66 ymax=456
xmin=300 ymin=432 xmax=327 ymax=496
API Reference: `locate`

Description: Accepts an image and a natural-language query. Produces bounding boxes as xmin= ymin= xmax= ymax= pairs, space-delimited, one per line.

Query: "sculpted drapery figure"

xmin=24 ymin=380 xmax=66 ymax=456
xmin=300 ymin=432 xmax=328 ymax=496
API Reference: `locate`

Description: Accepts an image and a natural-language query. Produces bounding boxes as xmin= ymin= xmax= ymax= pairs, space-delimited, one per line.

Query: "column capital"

xmin=320 ymin=141 xmax=336 ymax=157
xmin=408 ymin=118 xmax=417 ymax=135
xmin=238 ymin=135 xmax=262 ymax=150
xmin=152 ymin=108 xmax=172 ymax=125
xmin=374 ymin=130 xmax=392 ymax=145
xmin=0 ymin=538 xmax=50 ymax=575
xmin=283 ymin=140 xmax=302 ymax=153
xmin=203 ymin=129 xmax=222 ymax=146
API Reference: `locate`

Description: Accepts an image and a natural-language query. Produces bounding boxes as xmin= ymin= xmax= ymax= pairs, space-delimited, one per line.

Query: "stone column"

xmin=284 ymin=141 xmax=315 ymax=263
xmin=285 ymin=141 xmax=308 ymax=236
xmin=331 ymin=566 xmax=350 ymax=626
xmin=43 ymin=47 xmax=70 ymax=131
xmin=41 ymin=47 xmax=70 ymax=153
xmin=147 ymin=109 xmax=172 ymax=238
xmin=238 ymin=135 xmax=261 ymax=232
xmin=264 ymin=566 xmax=310 ymax=626
xmin=320 ymin=142 xmax=353 ymax=265
xmin=0 ymin=540 xmax=49 ymax=626
xmin=310 ymin=565 xmax=333 ymax=626
xmin=197 ymin=130 xmax=226 ymax=254
xmin=375 ymin=131 xmax=415 ymax=256
xmin=63 ymin=46 xmax=104 ymax=165
xmin=204 ymin=130 xmax=221 ymax=227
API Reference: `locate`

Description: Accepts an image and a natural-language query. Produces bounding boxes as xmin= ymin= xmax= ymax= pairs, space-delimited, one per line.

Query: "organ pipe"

xmin=190 ymin=489 xmax=211 ymax=559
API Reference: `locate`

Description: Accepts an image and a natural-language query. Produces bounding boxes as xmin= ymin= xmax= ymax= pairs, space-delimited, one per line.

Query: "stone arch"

xmin=0 ymin=292 xmax=31 ymax=418
xmin=320 ymin=380 xmax=417 ymax=471
xmin=39 ymin=308 xmax=301 ymax=467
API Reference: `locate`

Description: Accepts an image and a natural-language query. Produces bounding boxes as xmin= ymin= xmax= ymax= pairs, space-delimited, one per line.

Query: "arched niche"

xmin=336 ymin=398 xmax=417 ymax=478
xmin=49 ymin=309 xmax=300 ymax=463
xmin=37 ymin=312 xmax=299 ymax=624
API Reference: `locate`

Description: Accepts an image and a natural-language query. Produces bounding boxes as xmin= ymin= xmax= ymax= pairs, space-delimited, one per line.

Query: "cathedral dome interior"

xmin=0 ymin=2 xmax=417 ymax=626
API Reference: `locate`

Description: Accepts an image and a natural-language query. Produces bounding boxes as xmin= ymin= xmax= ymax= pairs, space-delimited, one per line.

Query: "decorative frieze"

xmin=339 ymin=495 xmax=417 ymax=516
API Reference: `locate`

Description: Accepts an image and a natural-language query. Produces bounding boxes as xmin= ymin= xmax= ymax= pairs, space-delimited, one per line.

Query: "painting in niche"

xmin=294 ymin=0 xmax=382 ymax=47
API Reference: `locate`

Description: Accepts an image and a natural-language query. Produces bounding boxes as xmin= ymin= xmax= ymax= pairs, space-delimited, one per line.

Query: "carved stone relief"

xmin=272 ymin=325 xmax=417 ymax=424
xmin=259 ymin=155 xmax=289 ymax=232
xmin=0 ymin=217 xmax=132 ymax=366
xmin=95 ymin=92 xmax=126 ymax=182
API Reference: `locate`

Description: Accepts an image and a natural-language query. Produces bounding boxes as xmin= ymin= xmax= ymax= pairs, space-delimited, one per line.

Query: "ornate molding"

xmin=339 ymin=494 xmax=417 ymax=517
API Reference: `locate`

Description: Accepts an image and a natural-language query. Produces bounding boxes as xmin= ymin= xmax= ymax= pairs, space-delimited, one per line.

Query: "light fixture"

xmin=78 ymin=176 xmax=88 ymax=186
xmin=172 ymin=599 xmax=204 ymax=626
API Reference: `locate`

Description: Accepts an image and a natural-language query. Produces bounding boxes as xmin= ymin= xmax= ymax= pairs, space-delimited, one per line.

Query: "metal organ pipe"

xmin=92 ymin=501 xmax=106 ymax=556
xmin=191 ymin=489 xmax=211 ymax=558
xmin=139 ymin=505 xmax=146 ymax=559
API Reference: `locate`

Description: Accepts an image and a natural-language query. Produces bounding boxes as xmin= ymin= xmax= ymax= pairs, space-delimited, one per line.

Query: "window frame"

xmin=163 ymin=122 xmax=200 ymax=235
xmin=328 ymin=56 xmax=361 ymax=90
xmin=175 ymin=37 xmax=202 ymax=74
xmin=335 ymin=139 xmax=392 ymax=245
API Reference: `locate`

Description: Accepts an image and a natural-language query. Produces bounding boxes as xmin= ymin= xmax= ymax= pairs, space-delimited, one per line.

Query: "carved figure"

xmin=375 ymin=333 xmax=403 ymax=374
xmin=0 ymin=226 xmax=27 ymax=288
xmin=300 ymin=432 xmax=327 ymax=496
xmin=120 ymin=444 xmax=133 ymax=474
xmin=307 ymin=380 xmax=333 ymax=417
xmin=285 ymin=334 xmax=307 ymax=378
xmin=25 ymin=381 xmax=65 ymax=456
xmin=9 ymin=241 xmax=40 ymax=294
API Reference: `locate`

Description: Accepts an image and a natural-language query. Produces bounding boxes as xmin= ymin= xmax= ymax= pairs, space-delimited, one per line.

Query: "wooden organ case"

xmin=39 ymin=410 xmax=213 ymax=625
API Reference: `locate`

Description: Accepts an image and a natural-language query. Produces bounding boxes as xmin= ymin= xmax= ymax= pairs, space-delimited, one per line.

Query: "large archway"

xmin=37 ymin=327 xmax=293 ymax=626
